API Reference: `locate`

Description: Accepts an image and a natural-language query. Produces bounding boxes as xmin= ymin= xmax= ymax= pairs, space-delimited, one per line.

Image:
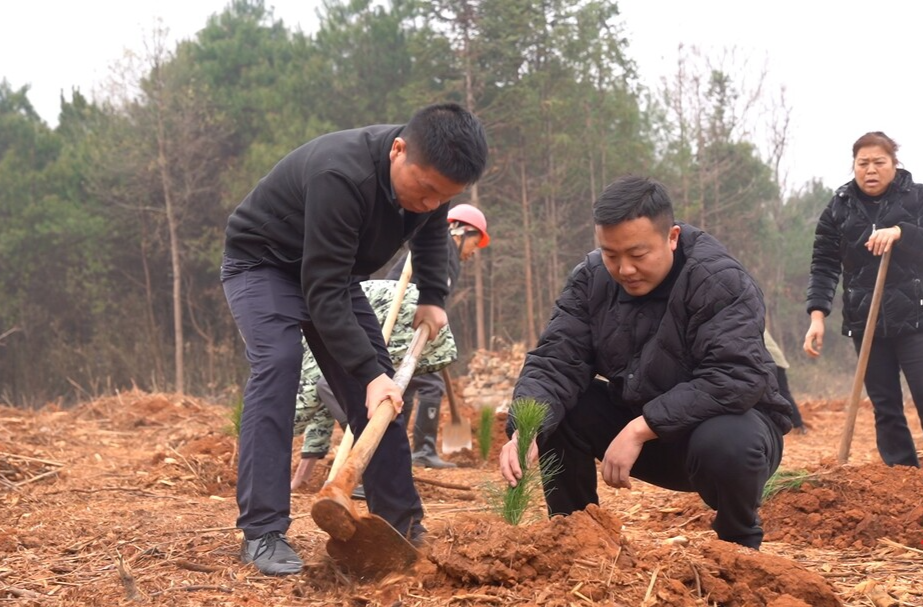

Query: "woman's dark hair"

xmin=402 ymin=103 xmax=489 ymax=185
xmin=593 ymin=175 xmax=675 ymax=235
xmin=852 ymin=131 xmax=900 ymax=164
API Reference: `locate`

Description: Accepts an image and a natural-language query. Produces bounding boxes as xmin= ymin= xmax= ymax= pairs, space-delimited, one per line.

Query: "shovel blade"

xmin=325 ymin=513 xmax=420 ymax=579
xmin=442 ymin=418 xmax=472 ymax=454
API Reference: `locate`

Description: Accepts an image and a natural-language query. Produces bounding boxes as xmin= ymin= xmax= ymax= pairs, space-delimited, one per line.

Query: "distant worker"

xmin=291 ymin=203 xmax=490 ymax=492
xmin=389 ymin=203 xmax=490 ymax=469
xmin=290 ymin=278 xmax=458 ymax=490
xmin=804 ymin=131 xmax=923 ymax=467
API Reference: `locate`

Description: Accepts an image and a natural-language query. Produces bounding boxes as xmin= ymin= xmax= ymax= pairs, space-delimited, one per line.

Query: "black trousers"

xmin=538 ymin=379 xmax=783 ymax=549
xmin=853 ymin=330 xmax=923 ymax=467
xmin=222 ymin=258 xmax=423 ymax=540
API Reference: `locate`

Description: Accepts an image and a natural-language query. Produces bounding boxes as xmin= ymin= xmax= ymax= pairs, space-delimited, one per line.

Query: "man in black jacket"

xmin=222 ymin=103 xmax=488 ymax=575
xmin=499 ymin=176 xmax=791 ymax=550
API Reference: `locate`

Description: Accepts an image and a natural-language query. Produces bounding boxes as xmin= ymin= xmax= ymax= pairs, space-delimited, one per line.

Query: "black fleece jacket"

xmin=807 ymin=168 xmax=923 ymax=338
xmin=513 ymin=223 xmax=792 ymax=440
xmin=224 ymin=125 xmax=449 ymax=384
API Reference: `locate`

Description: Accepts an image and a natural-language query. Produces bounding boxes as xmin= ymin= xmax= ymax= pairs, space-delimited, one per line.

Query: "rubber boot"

xmin=411 ymin=398 xmax=456 ymax=468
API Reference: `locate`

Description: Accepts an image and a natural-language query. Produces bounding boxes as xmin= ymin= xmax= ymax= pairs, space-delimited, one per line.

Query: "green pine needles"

xmin=486 ymin=398 xmax=561 ymax=525
xmin=762 ymin=468 xmax=815 ymax=501
xmin=224 ymin=392 xmax=244 ymax=438
xmin=477 ymin=406 xmax=495 ymax=461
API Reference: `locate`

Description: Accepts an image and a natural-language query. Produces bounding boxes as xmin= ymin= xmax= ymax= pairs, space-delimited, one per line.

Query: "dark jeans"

xmin=221 ymin=257 xmax=424 ymax=540
xmin=853 ymin=330 xmax=923 ymax=467
xmin=538 ymin=379 xmax=783 ymax=549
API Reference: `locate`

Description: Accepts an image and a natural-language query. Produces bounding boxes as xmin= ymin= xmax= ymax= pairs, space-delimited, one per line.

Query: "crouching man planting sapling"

xmin=498 ymin=176 xmax=792 ymax=549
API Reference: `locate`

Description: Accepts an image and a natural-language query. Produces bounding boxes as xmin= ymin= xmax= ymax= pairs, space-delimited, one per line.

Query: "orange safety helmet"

xmin=447 ymin=203 xmax=490 ymax=248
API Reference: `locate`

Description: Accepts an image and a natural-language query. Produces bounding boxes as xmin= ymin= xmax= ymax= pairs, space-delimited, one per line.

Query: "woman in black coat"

xmin=804 ymin=131 xmax=923 ymax=467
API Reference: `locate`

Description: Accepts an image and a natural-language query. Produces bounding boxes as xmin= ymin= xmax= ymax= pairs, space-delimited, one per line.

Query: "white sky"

xmin=2 ymin=0 xmax=922 ymax=193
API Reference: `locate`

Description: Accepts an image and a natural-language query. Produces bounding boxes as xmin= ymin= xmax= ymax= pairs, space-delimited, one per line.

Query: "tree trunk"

xmin=153 ymin=66 xmax=185 ymax=394
xmin=519 ymin=144 xmax=536 ymax=347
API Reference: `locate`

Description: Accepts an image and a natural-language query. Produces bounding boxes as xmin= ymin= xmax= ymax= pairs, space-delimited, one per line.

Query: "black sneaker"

xmin=240 ymin=531 xmax=303 ymax=575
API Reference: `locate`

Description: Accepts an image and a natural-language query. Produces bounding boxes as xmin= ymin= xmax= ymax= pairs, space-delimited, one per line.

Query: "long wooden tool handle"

xmin=838 ymin=249 xmax=891 ymax=464
xmin=333 ymin=325 xmax=430 ymax=491
xmin=381 ymin=252 xmax=413 ymax=344
xmin=326 ymin=256 xmax=414 ymax=483
xmin=441 ymin=367 xmax=462 ymax=424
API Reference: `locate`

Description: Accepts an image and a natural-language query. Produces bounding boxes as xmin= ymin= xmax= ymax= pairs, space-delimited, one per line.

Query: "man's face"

xmin=390 ymin=137 xmax=466 ymax=213
xmin=595 ymin=217 xmax=680 ymax=297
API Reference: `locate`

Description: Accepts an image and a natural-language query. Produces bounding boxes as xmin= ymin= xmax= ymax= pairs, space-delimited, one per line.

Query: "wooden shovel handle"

xmin=326 ymin=255 xmax=414 ymax=483
xmin=838 ymin=249 xmax=891 ymax=464
xmin=381 ymin=253 xmax=413 ymax=344
xmin=441 ymin=367 xmax=462 ymax=424
xmin=331 ymin=324 xmax=430 ymax=492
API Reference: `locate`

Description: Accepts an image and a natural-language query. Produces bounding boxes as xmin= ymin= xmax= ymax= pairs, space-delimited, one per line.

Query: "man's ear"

xmin=390 ymin=137 xmax=406 ymax=160
xmin=668 ymin=224 xmax=681 ymax=250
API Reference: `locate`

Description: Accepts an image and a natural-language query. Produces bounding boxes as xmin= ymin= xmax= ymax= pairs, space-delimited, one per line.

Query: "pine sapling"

xmin=477 ymin=406 xmax=495 ymax=461
xmin=486 ymin=398 xmax=560 ymax=525
xmin=224 ymin=392 xmax=244 ymax=438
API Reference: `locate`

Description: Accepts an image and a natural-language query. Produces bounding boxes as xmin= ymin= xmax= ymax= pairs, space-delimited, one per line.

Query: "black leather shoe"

xmin=240 ymin=531 xmax=302 ymax=575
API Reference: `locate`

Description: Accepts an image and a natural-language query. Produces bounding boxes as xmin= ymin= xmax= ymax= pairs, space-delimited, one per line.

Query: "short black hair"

xmin=593 ymin=175 xmax=675 ymax=234
xmin=402 ymin=102 xmax=489 ymax=185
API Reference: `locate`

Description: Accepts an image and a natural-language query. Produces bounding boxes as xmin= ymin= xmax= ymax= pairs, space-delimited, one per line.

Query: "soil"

xmin=2 ymin=387 xmax=922 ymax=606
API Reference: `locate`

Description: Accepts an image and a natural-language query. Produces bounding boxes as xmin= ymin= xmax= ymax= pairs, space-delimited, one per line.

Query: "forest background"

xmin=0 ymin=0 xmax=852 ymax=407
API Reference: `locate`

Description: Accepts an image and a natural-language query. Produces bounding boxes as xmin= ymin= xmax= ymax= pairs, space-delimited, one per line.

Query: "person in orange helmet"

xmin=389 ymin=203 xmax=490 ymax=468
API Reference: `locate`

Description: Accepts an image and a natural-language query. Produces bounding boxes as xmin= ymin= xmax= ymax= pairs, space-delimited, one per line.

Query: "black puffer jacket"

xmin=807 ymin=169 xmax=923 ymax=338
xmin=513 ymin=224 xmax=792 ymax=441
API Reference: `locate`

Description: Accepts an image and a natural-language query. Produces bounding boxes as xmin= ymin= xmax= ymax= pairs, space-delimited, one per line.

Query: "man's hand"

xmin=803 ymin=311 xmax=826 ymax=358
xmin=498 ymin=431 xmax=538 ymax=487
xmin=601 ymin=416 xmax=656 ymax=490
xmin=366 ymin=373 xmax=404 ymax=419
xmin=413 ymin=304 xmax=448 ymax=340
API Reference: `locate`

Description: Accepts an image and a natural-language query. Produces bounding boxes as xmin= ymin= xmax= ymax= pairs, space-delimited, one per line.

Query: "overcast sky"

xmin=3 ymin=1 xmax=922 ymax=192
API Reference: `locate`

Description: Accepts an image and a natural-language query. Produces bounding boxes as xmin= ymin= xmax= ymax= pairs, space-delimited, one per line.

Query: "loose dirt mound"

xmin=1 ymin=376 xmax=922 ymax=606
xmin=762 ymin=462 xmax=923 ymax=549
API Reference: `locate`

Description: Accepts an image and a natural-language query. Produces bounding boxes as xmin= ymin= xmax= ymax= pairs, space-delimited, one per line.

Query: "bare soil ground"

xmin=2 ymin=383 xmax=923 ymax=606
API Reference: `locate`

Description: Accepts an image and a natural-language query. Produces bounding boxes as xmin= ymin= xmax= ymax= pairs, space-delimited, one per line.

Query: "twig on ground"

xmin=172 ymin=559 xmax=223 ymax=573
xmin=116 ymin=552 xmax=147 ymax=602
xmin=413 ymin=476 xmax=472 ymax=490
xmin=149 ymin=584 xmax=233 ymax=596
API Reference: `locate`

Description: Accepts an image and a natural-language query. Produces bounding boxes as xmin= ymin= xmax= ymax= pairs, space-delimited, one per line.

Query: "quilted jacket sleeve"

xmin=510 ymin=258 xmax=598 ymax=436
xmin=807 ymin=198 xmax=843 ymax=316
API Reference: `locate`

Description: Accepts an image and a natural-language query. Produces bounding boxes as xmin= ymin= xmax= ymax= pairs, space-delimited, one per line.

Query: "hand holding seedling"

xmin=601 ymin=416 xmax=657 ymax=490
xmin=499 ymin=431 xmax=538 ymax=487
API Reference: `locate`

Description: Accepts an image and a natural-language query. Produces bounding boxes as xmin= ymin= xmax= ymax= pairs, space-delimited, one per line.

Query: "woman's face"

xmin=854 ymin=145 xmax=897 ymax=197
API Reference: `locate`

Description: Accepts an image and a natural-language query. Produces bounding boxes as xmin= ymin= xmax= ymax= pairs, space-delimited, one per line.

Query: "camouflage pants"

xmin=293 ymin=280 xmax=457 ymax=457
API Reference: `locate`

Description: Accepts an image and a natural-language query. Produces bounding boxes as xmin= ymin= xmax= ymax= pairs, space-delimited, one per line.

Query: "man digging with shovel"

xmin=221 ymin=103 xmax=488 ymax=576
xmin=291 ymin=204 xmax=490 ymax=493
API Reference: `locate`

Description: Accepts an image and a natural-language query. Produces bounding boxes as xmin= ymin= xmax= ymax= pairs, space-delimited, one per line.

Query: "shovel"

xmin=311 ymin=324 xmax=430 ymax=577
xmin=838 ymin=249 xmax=891 ymax=464
xmin=441 ymin=367 xmax=472 ymax=453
